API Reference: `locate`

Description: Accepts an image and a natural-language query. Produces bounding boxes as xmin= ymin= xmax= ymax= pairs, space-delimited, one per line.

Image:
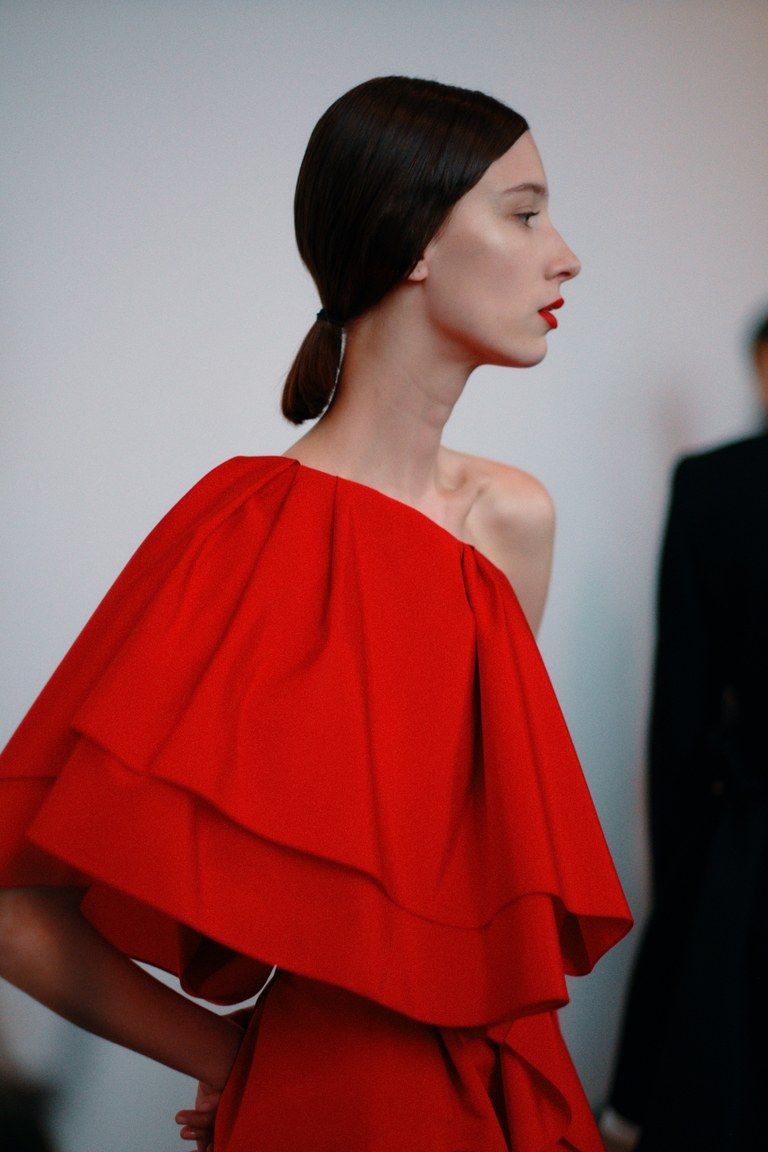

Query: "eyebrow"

xmin=499 ymin=182 xmax=549 ymax=199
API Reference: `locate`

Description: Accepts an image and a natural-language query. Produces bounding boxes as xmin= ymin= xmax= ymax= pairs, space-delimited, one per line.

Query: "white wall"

xmin=1 ymin=1 xmax=767 ymax=1146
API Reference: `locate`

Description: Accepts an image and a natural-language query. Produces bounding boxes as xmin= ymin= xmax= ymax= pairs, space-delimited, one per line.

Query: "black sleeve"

xmin=647 ymin=456 xmax=725 ymax=894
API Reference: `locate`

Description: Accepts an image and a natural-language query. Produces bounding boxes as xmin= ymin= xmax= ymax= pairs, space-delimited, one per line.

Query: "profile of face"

xmin=409 ymin=131 xmax=581 ymax=369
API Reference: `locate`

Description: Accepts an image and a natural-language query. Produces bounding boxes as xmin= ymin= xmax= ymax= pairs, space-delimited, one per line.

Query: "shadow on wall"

xmin=0 ymin=1012 xmax=58 ymax=1151
xmin=0 ymin=1070 xmax=57 ymax=1152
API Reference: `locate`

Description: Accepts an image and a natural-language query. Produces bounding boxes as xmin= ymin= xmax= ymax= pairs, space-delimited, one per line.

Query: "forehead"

xmin=473 ymin=131 xmax=547 ymax=199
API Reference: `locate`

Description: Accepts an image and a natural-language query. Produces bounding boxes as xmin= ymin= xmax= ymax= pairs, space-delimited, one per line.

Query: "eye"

xmin=515 ymin=212 xmax=539 ymax=228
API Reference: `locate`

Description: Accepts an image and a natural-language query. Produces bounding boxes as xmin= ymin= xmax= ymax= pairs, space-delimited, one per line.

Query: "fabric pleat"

xmin=0 ymin=454 xmax=632 ymax=1150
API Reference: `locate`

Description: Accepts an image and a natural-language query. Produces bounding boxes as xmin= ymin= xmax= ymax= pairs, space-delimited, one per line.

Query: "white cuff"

xmin=598 ymin=1105 xmax=642 ymax=1149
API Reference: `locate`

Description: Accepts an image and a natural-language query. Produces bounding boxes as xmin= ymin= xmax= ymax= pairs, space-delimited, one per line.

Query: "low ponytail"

xmin=281 ymin=316 xmax=343 ymax=424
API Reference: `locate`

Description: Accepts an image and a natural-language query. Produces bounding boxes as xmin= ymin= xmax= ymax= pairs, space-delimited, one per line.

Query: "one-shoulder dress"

xmin=0 ymin=454 xmax=633 ymax=1152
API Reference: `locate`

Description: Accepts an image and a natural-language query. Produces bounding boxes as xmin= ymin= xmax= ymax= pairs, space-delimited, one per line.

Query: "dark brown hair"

xmin=281 ymin=75 xmax=528 ymax=424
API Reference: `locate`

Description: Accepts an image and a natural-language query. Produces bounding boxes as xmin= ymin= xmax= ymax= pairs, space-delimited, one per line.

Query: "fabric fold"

xmin=212 ymin=969 xmax=606 ymax=1152
xmin=0 ymin=453 xmax=632 ymax=1146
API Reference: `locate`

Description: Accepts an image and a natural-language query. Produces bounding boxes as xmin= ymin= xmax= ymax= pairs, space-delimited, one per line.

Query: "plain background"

xmin=1 ymin=1 xmax=767 ymax=1147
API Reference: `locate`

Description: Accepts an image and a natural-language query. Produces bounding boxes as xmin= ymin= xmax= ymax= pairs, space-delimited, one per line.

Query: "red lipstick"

xmin=538 ymin=297 xmax=564 ymax=330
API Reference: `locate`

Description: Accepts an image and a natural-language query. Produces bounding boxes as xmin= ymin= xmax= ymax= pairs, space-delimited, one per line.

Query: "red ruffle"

xmin=0 ymin=454 xmax=632 ymax=1150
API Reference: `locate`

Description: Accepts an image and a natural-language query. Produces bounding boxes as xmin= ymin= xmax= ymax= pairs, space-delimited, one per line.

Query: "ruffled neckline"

xmin=264 ymin=453 xmax=514 ymax=590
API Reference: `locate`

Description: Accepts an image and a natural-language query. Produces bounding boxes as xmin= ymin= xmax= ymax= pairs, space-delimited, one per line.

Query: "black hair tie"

xmin=316 ymin=307 xmax=344 ymax=328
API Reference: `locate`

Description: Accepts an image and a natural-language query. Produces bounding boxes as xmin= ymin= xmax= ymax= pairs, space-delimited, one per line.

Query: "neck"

xmin=286 ymin=297 xmax=478 ymax=501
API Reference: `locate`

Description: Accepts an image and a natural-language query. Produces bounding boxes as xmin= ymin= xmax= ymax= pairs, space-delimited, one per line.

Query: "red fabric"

xmin=0 ymin=454 xmax=633 ymax=1150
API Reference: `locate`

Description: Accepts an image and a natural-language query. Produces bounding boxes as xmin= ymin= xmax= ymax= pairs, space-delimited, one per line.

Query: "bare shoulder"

xmin=442 ymin=447 xmax=555 ymax=548
xmin=441 ymin=447 xmax=555 ymax=634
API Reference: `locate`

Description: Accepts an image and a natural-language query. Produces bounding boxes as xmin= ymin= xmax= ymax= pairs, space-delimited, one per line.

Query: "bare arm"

xmin=472 ymin=467 xmax=556 ymax=636
xmin=0 ymin=886 xmax=242 ymax=1089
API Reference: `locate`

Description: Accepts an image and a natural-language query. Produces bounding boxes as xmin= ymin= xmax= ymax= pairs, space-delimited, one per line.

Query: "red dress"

xmin=0 ymin=454 xmax=633 ymax=1151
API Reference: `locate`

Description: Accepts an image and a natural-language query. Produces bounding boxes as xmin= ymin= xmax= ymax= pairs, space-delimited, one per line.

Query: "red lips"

xmin=538 ymin=297 xmax=565 ymax=330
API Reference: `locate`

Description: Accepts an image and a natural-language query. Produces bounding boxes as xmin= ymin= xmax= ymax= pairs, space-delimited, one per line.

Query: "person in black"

xmin=598 ymin=309 xmax=768 ymax=1152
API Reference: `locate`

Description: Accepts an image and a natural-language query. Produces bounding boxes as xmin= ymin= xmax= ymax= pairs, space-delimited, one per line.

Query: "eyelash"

xmin=516 ymin=212 xmax=539 ymax=228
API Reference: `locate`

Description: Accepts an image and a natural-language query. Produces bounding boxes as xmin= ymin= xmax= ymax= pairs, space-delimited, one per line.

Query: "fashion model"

xmin=0 ymin=76 xmax=633 ymax=1151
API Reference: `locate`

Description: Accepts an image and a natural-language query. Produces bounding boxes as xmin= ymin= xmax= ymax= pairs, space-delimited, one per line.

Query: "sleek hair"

xmin=281 ymin=75 xmax=529 ymax=424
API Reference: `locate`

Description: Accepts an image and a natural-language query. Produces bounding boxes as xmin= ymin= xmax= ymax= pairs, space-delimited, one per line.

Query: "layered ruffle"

xmin=0 ymin=454 xmax=632 ymax=1148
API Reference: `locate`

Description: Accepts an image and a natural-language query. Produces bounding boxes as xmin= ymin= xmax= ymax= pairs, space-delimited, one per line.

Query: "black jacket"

xmin=608 ymin=433 xmax=768 ymax=1152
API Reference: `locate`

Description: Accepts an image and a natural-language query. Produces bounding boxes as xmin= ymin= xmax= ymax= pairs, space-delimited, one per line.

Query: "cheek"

xmin=428 ymin=229 xmax=525 ymax=323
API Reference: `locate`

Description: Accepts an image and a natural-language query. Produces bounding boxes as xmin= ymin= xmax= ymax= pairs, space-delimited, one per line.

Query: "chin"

xmin=462 ymin=330 xmax=547 ymax=370
xmin=496 ymin=341 xmax=548 ymax=370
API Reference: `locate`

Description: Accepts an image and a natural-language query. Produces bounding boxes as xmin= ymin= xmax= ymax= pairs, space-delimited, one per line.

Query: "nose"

xmin=549 ymin=225 xmax=581 ymax=283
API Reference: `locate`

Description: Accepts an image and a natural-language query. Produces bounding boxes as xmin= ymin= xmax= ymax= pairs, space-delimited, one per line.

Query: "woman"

xmin=0 ymin=76 xmax=633 ymax=1151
